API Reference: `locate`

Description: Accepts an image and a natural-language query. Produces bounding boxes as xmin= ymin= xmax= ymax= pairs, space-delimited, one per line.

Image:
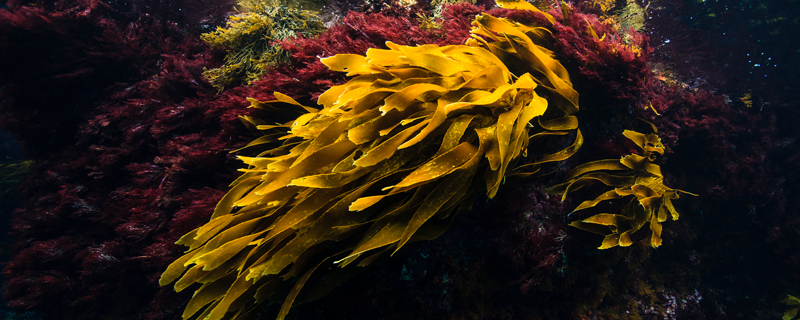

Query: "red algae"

xmin=0 ymin=1 xmax=242 ymax=318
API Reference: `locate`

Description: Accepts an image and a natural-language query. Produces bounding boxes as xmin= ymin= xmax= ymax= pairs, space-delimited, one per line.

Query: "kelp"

xmin=784 ymin=295 xmax=800 ymax=320
xmin=201 ymin=2 xmax=325 ymax=90
xmin=161 ymin=7 xmax=582 ymax=320
xmin=549 ymin=128 xmax=696 ymax=249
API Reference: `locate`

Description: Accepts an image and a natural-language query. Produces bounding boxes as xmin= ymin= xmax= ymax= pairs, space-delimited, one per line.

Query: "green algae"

xmin=202 ymin=1 xmax=325 ymax=90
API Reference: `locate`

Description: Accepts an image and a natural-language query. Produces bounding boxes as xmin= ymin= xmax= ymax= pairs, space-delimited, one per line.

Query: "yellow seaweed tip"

xmin=783 ymin=295 xmax=800 ymax=320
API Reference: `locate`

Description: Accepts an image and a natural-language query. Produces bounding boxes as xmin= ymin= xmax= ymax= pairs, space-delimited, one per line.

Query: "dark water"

xmin=647 ymin=0 xmax=799 ymax=107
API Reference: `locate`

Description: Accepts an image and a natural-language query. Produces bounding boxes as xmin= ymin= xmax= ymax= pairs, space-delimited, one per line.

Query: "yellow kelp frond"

xmin=468 ymin=12 xmax=580 ymax=115
xmin=202 ymin=4 xmax=324 ymax=90
xmin=162 ymin=24 xmax=580 ymax=320
xmin=495 ymin=0 xmax=556 ymax=24
xmin=783 ymin=295 xmax=800 ymax=320
xmin=549 ymin=130 xmax=696 ymax=249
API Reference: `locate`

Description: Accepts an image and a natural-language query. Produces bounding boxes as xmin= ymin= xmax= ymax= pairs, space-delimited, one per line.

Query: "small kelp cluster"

xmin=784 ymin=295 xmax=800 ymax=320
xmin=201 ymin=1 xmax=325 ymax=89
xmin=160 ymin=4 xmax=582 ymax=320
xmin=549 ymin=128 xmax=695 ymax=249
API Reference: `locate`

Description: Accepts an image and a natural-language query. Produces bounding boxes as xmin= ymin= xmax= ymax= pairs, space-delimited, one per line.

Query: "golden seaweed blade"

xmin=782 ymin=295 xmax=800 ymax=320
xmin=159 ymin=10 xmax=582 ymax=320
xmin=550 ymin=130 xmax=696 ymax=249
xmin=468 ymin=13 xmax=580 ymax=116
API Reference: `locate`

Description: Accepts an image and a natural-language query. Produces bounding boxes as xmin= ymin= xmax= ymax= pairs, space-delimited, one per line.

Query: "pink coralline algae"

xmin=0 ymin=1 xmax=797 ymax=320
